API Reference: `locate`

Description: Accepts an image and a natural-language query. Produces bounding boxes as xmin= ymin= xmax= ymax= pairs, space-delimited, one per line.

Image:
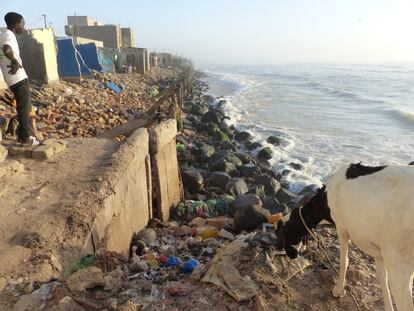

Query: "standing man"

xmin=0 ymin=12 xmax=39 ymax=146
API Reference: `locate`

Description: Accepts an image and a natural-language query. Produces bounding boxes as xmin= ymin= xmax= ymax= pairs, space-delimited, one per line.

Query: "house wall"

xmin=17 ymin=28 xmax=59 ymax=84
xmin=65 ymin=24 xmax=122 ymax=48
xmin=121 ymin=28 xmax=134 ymax=47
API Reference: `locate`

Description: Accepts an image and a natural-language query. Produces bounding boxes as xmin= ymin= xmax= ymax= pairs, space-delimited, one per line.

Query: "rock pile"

xmin=0 ymin=68 xmax=181 ymax=140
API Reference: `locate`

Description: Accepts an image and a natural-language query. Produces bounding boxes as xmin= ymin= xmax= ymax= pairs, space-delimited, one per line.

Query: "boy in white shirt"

xmin=0 ymin=12 xmax=39 ymax=146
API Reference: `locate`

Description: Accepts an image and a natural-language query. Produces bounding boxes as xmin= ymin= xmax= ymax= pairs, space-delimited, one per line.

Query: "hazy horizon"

xmin=1 ymin=0 xmax=414 ymax=66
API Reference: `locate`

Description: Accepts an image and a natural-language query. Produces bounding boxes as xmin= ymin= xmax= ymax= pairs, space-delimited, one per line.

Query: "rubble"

xmin=0 ymin=68 xmax=180 ymax=140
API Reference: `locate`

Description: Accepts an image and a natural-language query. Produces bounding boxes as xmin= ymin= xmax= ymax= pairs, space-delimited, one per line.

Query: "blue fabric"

xmin=106 ymin=82 xmax=122 ymax=94
xmin=166 ymin=256 xmax=181 ymax=268
xmin=182 ymin=258 xmax=199 ymax=273
xmin=76 ymin=43 xmax=102 ymax=72
xmin=56 ymin=38 xmax=91 ymax=78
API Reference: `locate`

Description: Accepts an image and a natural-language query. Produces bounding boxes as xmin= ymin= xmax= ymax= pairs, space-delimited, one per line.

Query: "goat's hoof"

xmin=332 ymin=286 xmax=346 ymax=298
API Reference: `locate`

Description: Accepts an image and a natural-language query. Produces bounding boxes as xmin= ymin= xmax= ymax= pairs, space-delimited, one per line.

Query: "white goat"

xmin=327 ymin=164 xmax=414 ymax=311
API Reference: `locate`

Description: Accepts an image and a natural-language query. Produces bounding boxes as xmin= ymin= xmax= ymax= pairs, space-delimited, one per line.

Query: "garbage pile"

xmin=0 ymin=68 xmax=180 ymax=140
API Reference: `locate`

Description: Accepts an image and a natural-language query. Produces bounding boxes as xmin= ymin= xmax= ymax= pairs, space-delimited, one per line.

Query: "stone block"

xmin=32 ymin=139 xmax=66 ymax=160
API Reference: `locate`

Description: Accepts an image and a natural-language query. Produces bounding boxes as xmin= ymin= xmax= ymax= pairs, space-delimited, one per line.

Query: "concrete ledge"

xmin=8 ymin=139 xmax=66 ymax=160
xmin=0 ymin=145 xmax=7 ymax=163
xmin=81 ymin=129 xmax=152 ymax=257
xmin=149 ymin=119 xmax=177 ymax=154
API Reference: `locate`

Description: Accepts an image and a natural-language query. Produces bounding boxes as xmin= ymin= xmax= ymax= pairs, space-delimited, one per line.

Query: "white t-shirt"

xmin=0 ymin=29 xmax=28 ymax=86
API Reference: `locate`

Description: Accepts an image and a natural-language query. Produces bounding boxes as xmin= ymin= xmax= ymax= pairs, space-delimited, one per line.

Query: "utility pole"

xmin=42 ymin=14 xmax=47 ymax=28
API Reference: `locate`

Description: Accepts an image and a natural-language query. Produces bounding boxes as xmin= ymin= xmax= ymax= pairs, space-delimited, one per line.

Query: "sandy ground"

xmin=0 ymin=137 xmax=119 ymax=289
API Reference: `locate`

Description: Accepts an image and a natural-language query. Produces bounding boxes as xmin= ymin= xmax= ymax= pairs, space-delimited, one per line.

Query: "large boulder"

xmin=409 ymin=161 xmax=414 ymax=165
xmin=219 ymin=122 xmax=234 ymax=138
xmin=136 ymin=228 xmax=157 ymax=246
xmin=209 ymin=171 xmax=232 ymax=188
xmin=245 ymin=141 xmax=262 ymax=151
xmin=211 ymin=158 xmax=237 ymax=175
xmin=214 ymin=130 xmax=231 ymax=143
xmin=66 ymin=266 xmax=105 ymax=292
xmin=234 ymin=205 xmax=269 ymax=232
xmin=289 ymin=162 xmax=304 ymax=171
xmin=275 ymin=188 xmax=297 ymax=204
xmin=234 ymin=131 xmax=251 ymax=142
xmin=235 ymin=152 xmax=257 ymax=165
xmin=262 ymin=196 xmax=289 ymax=215
xmin=191 ymin=103 xmax=209 ymax=116
xmin=226 ymin=154 xmax=243 ymax=167
xmin=257 ymin=147 xmax=273 ymax=160
xmin=267 ymin=136 xmax=282 ymax=146
xmin=225 ymin=178 xmax=248 ymax=197
xmin=207 ymin=122 xmax=221 ymax=135
xmin=239 ymin=163 xmax=261 ymax=178
xmin=255 ymin=174 xmax=281 ymax=196
xmin=192 ymin=143 xmax=215 ymax=162
xmin=229 ymin=194 xmax=262 ymax=217
xmin=202 ymin=111 xmax=221 ymax=125
xmin=181 ymin=167 xmax=204 ymax=194
xmin=248 ymin=185 xmax=266 ymax=201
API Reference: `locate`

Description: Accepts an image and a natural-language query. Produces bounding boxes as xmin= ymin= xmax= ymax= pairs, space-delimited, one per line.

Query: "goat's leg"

xmin=332 ymin=229 xmax=349 ymax=298
xmin=375 ymin=258 xmax=394 ymax=311
xmin=386 ymin=265 xmax=413 ymax=311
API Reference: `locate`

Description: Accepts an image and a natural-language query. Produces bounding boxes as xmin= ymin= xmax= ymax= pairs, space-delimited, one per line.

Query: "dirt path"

xmin=0 ymin=138 xmax=119 ymax=289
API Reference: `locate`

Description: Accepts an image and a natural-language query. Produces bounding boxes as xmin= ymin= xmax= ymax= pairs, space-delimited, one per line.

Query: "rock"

xmin=235 ymin=152 xmax=256 ymax=165
xmin=289 ymin=162 xmax=304 ymax=170
xmin=181 ymin=167 xmax=204 ymax=194
xmin=263 ymin=196 xmax=289 ymax=215
xmin=193 ymin=143 xmax=215 ymax=161
xmin=118 ymin=301 xmax=139 ymax=311
xmin=248 ymin=185 xmax=266 ymax=201
xmin=136 ymin=228 xmax=157 ymax=246
xmin=202 ymin=111 xmax=221 ymax=125
xmin=230 ymin=194 xmax=262 ymax=217
xmin=257 ymin=147 xmax=273 ymax=160
xmin=211 ymin=159 xmax=237 ymax=175
xmin=225 ymin=178 xmax=248 ymax=197
xmin=234 ymin=205 xmax=269 ymax=232
xmin=234 ymin=131 xmax=251 ymax=142
xmin=219 ymin=123 xmax=234 ymax=137
xmin=13 ymin=294 xmax=43 ymax=311
xmin=207 ymin=217 xmax=233 ymax=229
xmin=209 ymin=171 xmax=232 ymax=188
xmin=191 ymin=104 xmax=209 ymax=116
xmin=66 ymin=266 xmax=104 ymax=292
xmin=267 ymin=136 xmax=282 ymax=146
xmin=0 ymin=144 xmax=7 ymax=163
xmin=409 ymin=161 xmax=414 ymax=165
xmin=214 ymin=130 xmax=230 ymax=143
xmin=57 ymin=296 xmax=83 ymax=311
xmin=246 ymin=141 xmax=262 ymax=151
xmin=219 ymin=141 xmax=238 ymax=151
xmin=189 ymin=217 xmax=207 ymax=227
xmin=207 ymin=122 xmax=220 ymax=135
xmin=226 ymin=154 xmax=243 ymax=167
xmin=218 ymin=229 xmax=235 ymax=240
xmin=103 ymin=268 xmax=125 ymax=291
xmin=240 ymin=163 xmax=261 ymax=178
xmin=129 ymin=261 xmax=148 ymax=273
xmin=275 ymin=188 xmax=297 ymax=204
xmin=255 ymin=174 xmax=281 ymax=195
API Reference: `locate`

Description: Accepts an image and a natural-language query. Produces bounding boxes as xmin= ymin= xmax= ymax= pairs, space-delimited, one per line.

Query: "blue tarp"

xmin=56 ymin=38 xmax=91 ymax=78
xmin=76 ymin=43 xmax=115 ymax=74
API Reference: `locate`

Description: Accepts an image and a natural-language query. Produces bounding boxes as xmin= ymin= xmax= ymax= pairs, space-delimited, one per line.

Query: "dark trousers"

xmin=9 ymin=79 xmax=34 ymax=142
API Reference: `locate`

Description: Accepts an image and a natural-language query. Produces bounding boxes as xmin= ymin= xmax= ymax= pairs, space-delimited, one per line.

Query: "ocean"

xmin=203 ymin=64 xmax=414 ymax=193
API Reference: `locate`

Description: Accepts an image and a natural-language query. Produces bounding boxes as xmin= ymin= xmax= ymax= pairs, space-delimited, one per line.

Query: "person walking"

xmin=0 ymin=12 xmax=39 ymax=146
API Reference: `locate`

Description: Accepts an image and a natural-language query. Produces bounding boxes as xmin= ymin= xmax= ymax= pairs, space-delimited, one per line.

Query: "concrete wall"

xmin=65 ymin=24 xmax=122 ymax=48
xmin=73 ymin=36 xmax=104 ymax=47
xmin=158 ymin=53 xmax=173 ymax=67
xmin=150 ymin=120 xmax=182 ymax=221
xmin=120 ymin=47 xmax=149 ymax=74
xmin=17 ymin=28 xmax=59 ymax=84
xmin=67 ymin=16 xmax=97 ymax=26
xmin=82 ymin=129 xmax=152 ymax=257
xmin=121 ymin=28 xmax=134 ymax=47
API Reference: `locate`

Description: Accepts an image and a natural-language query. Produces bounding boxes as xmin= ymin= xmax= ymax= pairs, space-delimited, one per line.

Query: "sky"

xmin=1 ymin=0 xmax=414 ymax=66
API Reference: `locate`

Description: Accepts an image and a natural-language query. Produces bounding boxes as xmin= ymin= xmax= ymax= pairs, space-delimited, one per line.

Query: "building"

xmin=149 ymin=53 xmax=159 ymax=68
xmin=120 ymin=47 xmax=150 ymax=74
xmin=157 ymin=53 xmax=173 ymax=67
xmin=121 ymin=28 xmax=134 ymax=48
xmin=65 ymin=16 xmax=134 ymax=49
xmin=17 ymin=28 xmax=59 ymax=84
